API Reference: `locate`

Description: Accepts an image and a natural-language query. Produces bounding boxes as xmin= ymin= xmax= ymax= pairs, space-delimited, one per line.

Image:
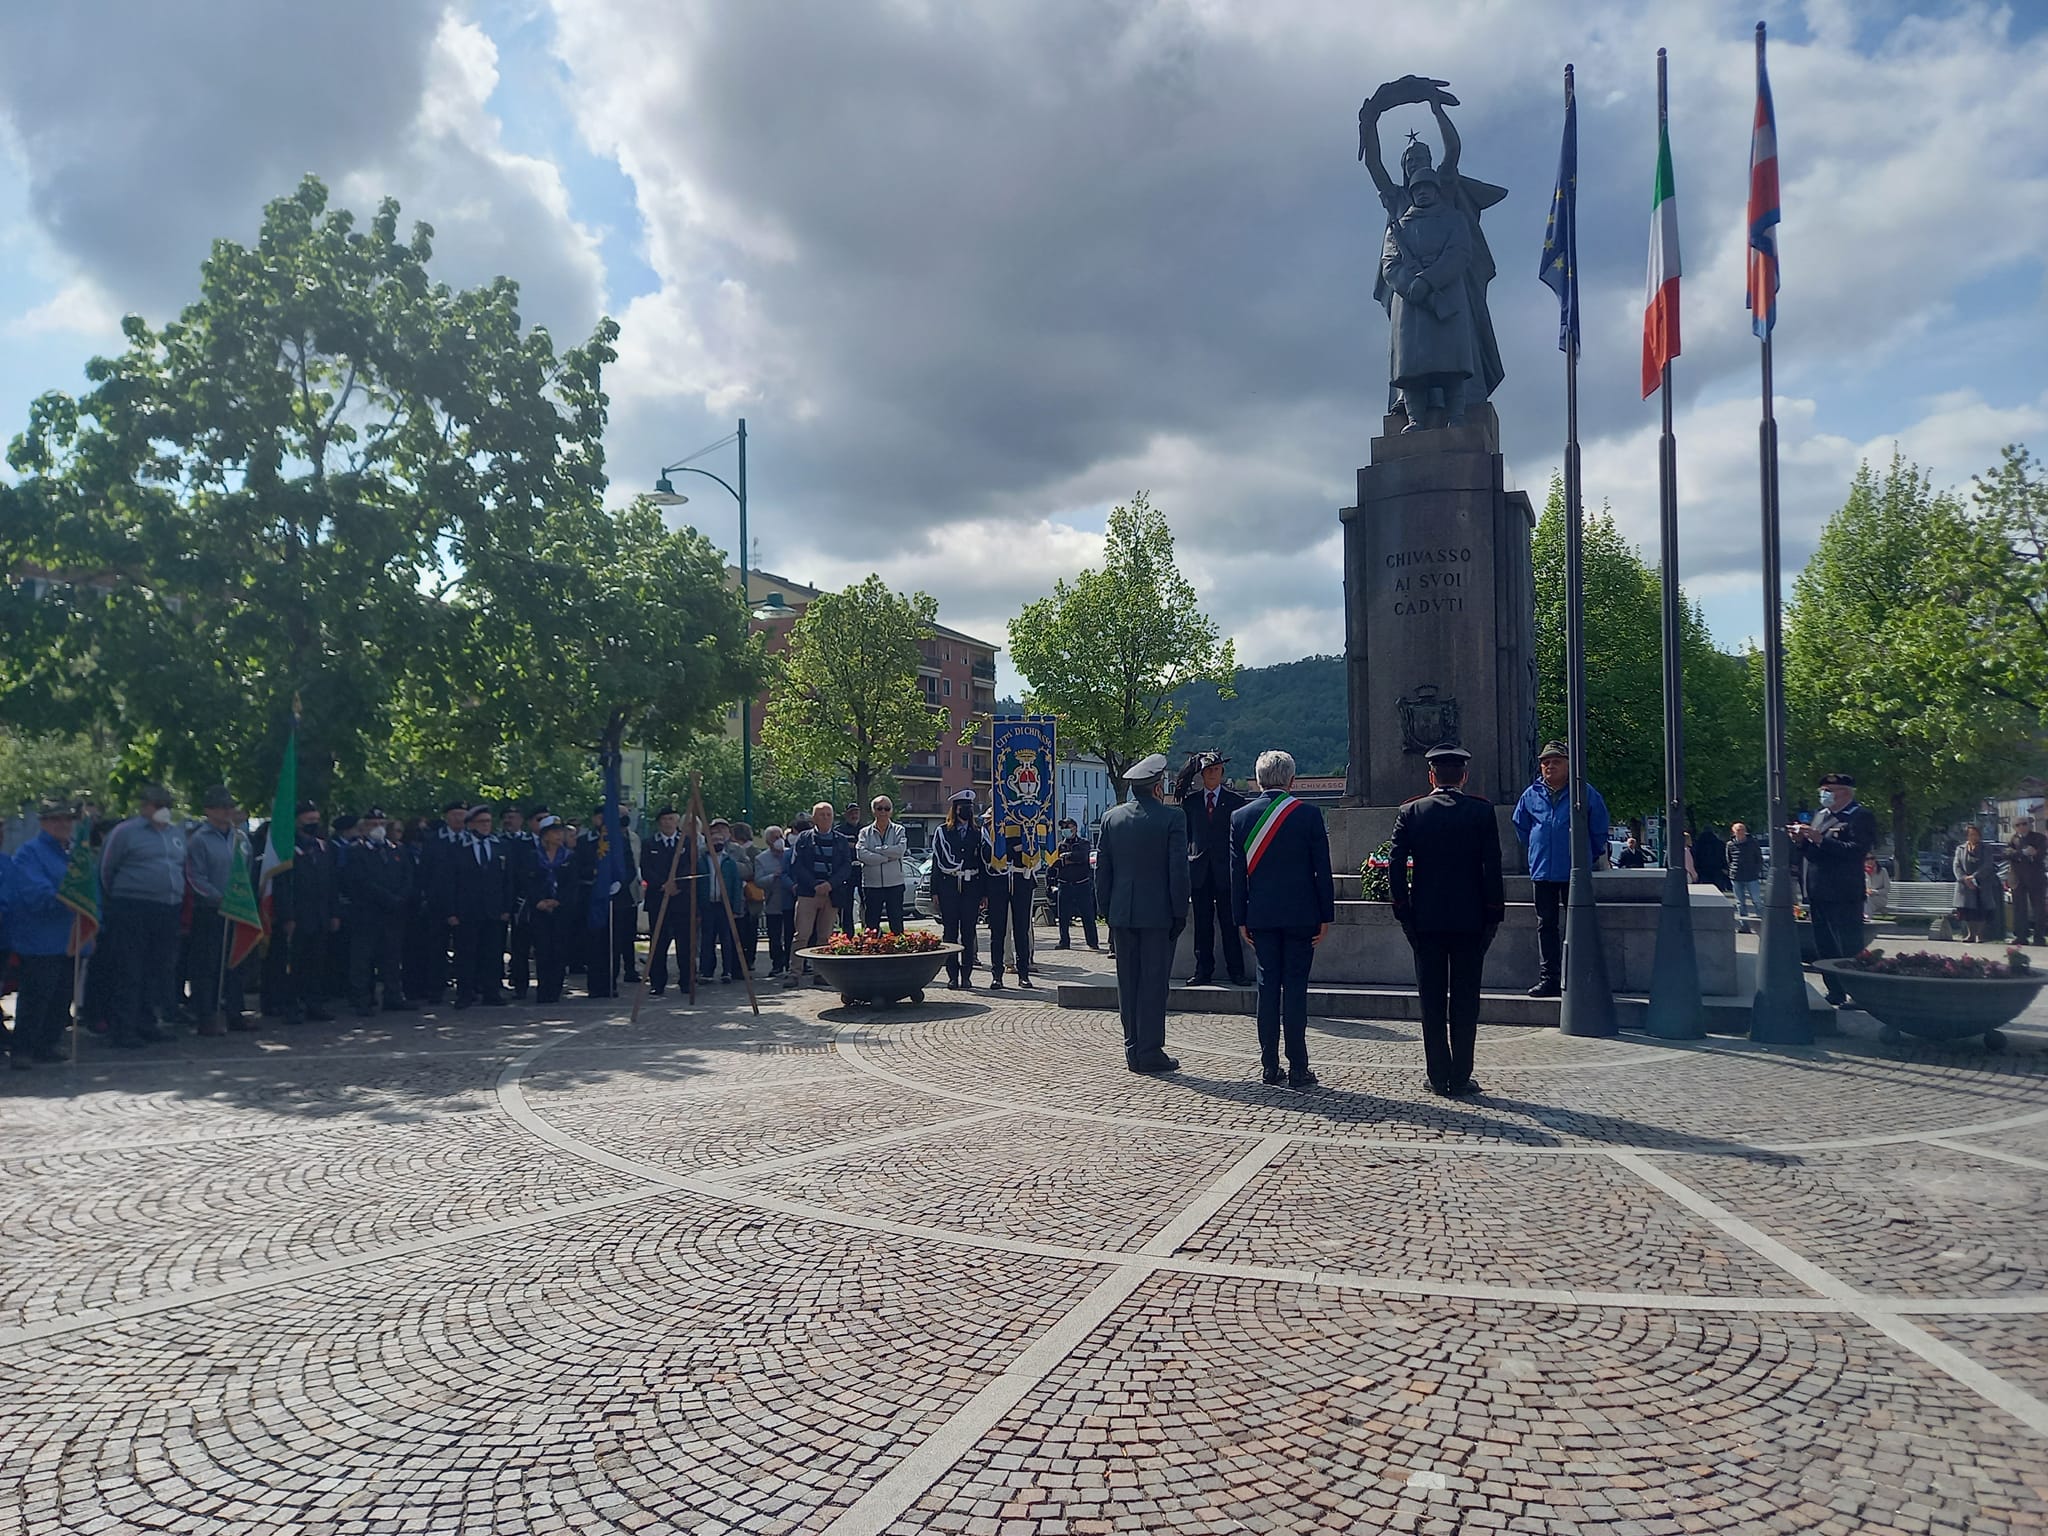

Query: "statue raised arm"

xmin=1360 ymin=75 xmax=1505 ymax=427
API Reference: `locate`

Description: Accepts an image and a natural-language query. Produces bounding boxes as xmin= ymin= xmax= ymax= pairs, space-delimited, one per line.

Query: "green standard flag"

xmin=57 ymin=815 xmax=100 ymax=955
xmin=222 ymin=837 xmax=266 ymax=969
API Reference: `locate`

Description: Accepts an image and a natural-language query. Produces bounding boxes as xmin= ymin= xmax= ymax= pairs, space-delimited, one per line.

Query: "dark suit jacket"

xmin=640 ymin=833 xmax=691 ymax=912
xmin=1794 ymin=801 xmax=1877 ymax=907
xmin=1096 ymin=793 xmax=1189 ymax=930
xmin=1229 ymin=792 xmax=1335 ymax=931
xmin=1389 ymin=789 xmax=1506 ymax=935
xmin=1183 ymin=785 xmax=1246 ymax=890
xmin=448 ymin=836 xmax=512 ymax=922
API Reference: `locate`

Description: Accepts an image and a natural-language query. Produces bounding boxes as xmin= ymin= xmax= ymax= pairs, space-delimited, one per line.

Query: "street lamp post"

xmin=651 ymin=418 xmax=756 ymax=821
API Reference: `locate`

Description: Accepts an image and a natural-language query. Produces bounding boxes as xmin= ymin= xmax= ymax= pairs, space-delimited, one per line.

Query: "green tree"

xmin=0 ymin=175 xmax=672 ymax=805
xmin=1785 ymin=451 xmax=2024 ymax=858
xmin=1008 ymin=492 xmax=1237 ymax=800
xmin=1532 ymin=476 xmax=1762 ymax=830
xmin=760 ymin=575 xmax=945 ymax=813
xmin=0 ymin=728 xmax=124 ymax=817
xmin=1876 ymin=445 xmax=2048 ymax=747
xmin=652 ymin=734 xmax=838 ymax=834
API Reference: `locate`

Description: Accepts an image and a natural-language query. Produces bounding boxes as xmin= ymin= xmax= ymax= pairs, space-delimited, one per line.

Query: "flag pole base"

xmin=1558 ymin=864 xmax=1617 ymax=1037
xmin=1750 ymin=865 xmax=1813 ymax=1044
xmin=1645 ymin=860 xmax=1704 ymax=1038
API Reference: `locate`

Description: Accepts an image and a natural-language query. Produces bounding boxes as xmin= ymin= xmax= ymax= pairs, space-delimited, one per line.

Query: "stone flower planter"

xmin=1816 ymin=961 xmax=2047 ymax=1050
xmin=798 ymin=944 xmax=960 ymax=1008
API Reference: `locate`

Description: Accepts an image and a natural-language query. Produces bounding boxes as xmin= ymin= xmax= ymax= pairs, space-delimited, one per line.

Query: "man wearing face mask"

xmin=95 ymin=783 xmax=187 ymax=1048
xmin=1789 ymin=772 xmax=1878 ymax=1008
xmin=754 ymin=825 xmax=794 ymax=977
xmin=341 ymin=808 xmax=415 ymax=1016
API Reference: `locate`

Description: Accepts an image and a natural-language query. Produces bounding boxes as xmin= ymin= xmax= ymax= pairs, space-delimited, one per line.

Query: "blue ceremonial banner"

xmin=1539 ymin=66 xmax=1580 ymax=358
xmin=990 ymin=715 xmax=1057 ymax=872
xmin=589 ymin=743 xmax=628 ymax=929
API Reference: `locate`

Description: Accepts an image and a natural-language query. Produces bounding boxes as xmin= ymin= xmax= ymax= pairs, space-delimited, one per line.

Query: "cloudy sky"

xmin=3 ymin=0 xmax=2044 ymax=689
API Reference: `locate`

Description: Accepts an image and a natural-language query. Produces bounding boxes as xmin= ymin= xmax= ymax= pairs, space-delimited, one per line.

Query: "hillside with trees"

xmin=1169 ymin=656 xmax=1347 ymax=775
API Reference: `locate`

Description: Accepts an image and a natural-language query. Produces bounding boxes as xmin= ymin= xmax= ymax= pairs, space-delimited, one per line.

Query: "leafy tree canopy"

xmin=759 ymin=575 xmax=944 ymax=813
xmin=1532 ymin=477 xmax=1762 ymax=831
xmin=0 ymin=175 xmax=756 ymax=808
xmin=1008 ymin=492 xmax=1236 ymax=800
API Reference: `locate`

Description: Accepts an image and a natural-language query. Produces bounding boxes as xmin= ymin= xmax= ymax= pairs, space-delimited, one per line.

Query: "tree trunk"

xmin=852 ymin=759 xmax=872 ymax=819
xmin=1890 ymin=790 xmax=1911 ymax=879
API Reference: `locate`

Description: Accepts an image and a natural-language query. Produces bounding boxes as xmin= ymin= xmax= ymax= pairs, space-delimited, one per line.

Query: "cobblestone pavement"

xmin=5 ymin=946 xmax=2047 ymax=1535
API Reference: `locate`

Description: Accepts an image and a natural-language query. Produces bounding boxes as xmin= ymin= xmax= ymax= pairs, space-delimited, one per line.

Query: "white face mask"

xmin=367 ymin=825 xmax=388 ymax=844
xmin=1819 ymin=789 xmax=1838 ymax=810
xmin=771 ymin=837 xmax=784 ymax=850
xmin=151 ymin=807 xmax=173 ymax=826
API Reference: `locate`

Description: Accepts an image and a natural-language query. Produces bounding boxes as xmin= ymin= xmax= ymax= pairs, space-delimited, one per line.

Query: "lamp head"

xmin=648 ymin=474 xmax=689 ymax=507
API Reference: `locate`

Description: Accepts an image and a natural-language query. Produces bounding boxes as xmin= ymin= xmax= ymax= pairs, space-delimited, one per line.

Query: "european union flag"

xmin=1539 ymin=67 xmax=1580 ymax=357
xmin=589 ymin=743 xmax=628 ymax=930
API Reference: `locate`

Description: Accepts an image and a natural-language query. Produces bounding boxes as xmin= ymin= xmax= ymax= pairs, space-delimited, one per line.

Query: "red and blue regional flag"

xmin=1746 ymin=23 xmax=1781 ymax=339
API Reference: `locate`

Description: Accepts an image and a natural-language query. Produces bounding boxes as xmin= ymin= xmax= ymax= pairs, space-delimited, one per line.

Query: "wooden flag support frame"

xmin=629 ymin=772 xmax=759 ymax=1020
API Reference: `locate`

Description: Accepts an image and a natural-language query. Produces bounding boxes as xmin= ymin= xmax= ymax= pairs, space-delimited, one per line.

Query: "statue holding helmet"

xmin=1360 ymin=75 xmax=1507 ymax=430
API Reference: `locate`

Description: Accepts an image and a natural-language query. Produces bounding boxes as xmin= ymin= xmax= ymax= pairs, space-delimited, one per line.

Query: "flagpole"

xmin=70 ymin=940 xmax=84 ymax=1067
xmin=212 ymin=909 xmax=231 ymax=1035
xmin=1557 ymin=62 xmax=1617 ymax=1038
xmin=1748 ymin=19 xmax=1809 ymax=1044
xmin=1646 ymin=46 xmax=1703 ymax=1038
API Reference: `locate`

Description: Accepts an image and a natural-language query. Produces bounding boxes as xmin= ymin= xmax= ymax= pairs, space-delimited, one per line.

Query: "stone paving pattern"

xmin=3 ymin=942 xmax=2046 ymax=1535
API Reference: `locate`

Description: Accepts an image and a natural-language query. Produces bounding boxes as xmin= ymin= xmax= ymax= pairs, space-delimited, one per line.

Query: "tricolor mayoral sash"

xmin=1241 ymin=793 xmax=1304 ymax=875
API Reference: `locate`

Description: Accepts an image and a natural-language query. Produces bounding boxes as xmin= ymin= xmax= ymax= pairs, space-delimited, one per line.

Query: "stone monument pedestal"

xmin=1342 ymin=403 xmax=1537 ymax=816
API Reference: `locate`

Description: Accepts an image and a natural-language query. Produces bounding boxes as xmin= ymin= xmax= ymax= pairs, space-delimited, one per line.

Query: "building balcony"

xmin=894 ymin=756 xmax=943 ymax=780
xmin=969 ymin=657 xmax=997 ymax=682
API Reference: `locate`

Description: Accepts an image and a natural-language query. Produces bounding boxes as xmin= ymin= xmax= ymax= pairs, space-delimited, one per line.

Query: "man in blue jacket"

xmin=1229 ymin=750 xmax=1335 ymax=1088
xmin=1511 ymin=741 xmax=1609 ymax=998
xmin=10 ymin=800 xmax=87 ymax=1069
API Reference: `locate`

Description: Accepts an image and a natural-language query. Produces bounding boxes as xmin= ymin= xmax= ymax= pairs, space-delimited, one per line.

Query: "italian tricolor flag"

xmin=1642 ymin=116 xmax=1681 ymax=398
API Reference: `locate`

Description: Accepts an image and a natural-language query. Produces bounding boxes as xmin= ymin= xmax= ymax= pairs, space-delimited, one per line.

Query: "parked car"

xmin=906 ymin=854 xmax=932 ymax=918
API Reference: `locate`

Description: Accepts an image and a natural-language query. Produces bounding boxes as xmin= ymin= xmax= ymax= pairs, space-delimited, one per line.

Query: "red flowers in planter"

xmin=822 ymin=930 xmax=944 ymax=956
xmin=1843 ymin=947 xmax=2033 ymax=980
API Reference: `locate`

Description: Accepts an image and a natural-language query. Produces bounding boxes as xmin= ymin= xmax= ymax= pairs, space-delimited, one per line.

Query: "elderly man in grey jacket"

xmin=97 ymin=782 xmax=188 ymax=1048
xmin=1095 ymin=753 xmax=1190 ymax=1074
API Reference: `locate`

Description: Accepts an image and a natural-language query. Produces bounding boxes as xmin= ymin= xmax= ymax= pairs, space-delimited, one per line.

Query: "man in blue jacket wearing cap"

xmin=1512 ymin=740 xmax=1609 ymax=998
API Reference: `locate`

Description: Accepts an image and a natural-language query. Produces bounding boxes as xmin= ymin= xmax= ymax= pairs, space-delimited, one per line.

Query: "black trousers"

xmin=285 ymin=922 xmax=331 ymax=1018
xmin=12 ymin=954 xmax=73 ymax=1060
xmin=739 ymin=910 xmax=761 ymax=972
xmin=100 ymin=896 xmax=181 ymax=1041
xmin=403 ymin=909 xmax=439 ymax=1002
xmin=531 ymin=908 xmax=573 ymax=1003
xmin=764 ymin=911 xmax=793 ymax=974
xmin=506 ymin=916 xmax=533 ymax=997
xmin=585 ymin=921 xmax=616 ymax=997
xmin=840 ymin=882 xmax=860 ymax=936
xmin=987 ymin=879 xmax=1034 ymax=980
xmin=613 ymin=895 xmax=640 ymax=981
xmin=1409 ymin=930 xmax=1490 ymax=1090
xmin=187 ymin=904 xmax=247 ymax=1022
xmin=1056 ymin=880 xmax=1099 ymax=948
xmin=451 ymin=917 xmax=505 ymax=1004
xmin=646 ymin=903 xmax=688 ymax=992
xmin=862 ymin=885 xmax=906 ymax=934
xmin=1809 ymin=900 xmax=1865 ymax=1000
xmin=1112 ymin=926 xmax=1172 ymax=1063
xmin=1532 ymin=879 xmax=1568 ymax=984
xmin=1251 ymin=926 xmax=1316 ymax=1073
xmin=349 ymin=910 xmax=406 ymax=1010
xmin=2013 ymin=882 xmax=2047 ymax=945
xmin=937 ymin=879 xmax=980 ymax=983
xmin=1189 ymin=870 xmax=1244 ymax=980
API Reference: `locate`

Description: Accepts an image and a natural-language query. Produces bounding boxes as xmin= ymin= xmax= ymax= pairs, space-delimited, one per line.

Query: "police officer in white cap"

xmin=1093 ymin=753 xmax=1189 ymax=1073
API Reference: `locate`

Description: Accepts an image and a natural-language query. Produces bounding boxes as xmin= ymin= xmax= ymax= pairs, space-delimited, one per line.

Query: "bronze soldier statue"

xmin=1360 ymin=75 xmax=1506 ymax=429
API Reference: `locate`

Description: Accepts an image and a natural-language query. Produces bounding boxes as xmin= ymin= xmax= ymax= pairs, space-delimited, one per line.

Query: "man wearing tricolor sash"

xmin=1228 ymin=751 xmax=1335 ymax=1088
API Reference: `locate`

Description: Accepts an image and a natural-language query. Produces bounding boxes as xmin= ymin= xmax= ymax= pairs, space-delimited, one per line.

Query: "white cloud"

xmin=337 ymin=15 xmax=608 ymax=343
xmin=4 ymin=276 xmax=119 ymax=340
